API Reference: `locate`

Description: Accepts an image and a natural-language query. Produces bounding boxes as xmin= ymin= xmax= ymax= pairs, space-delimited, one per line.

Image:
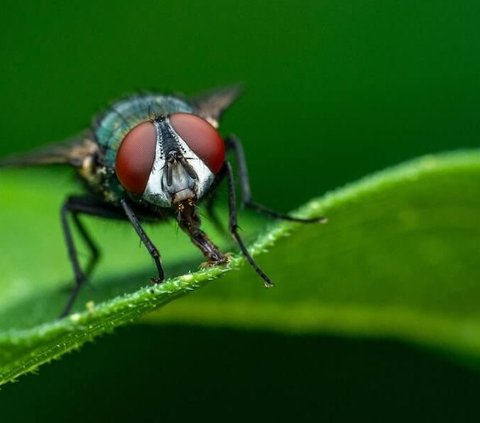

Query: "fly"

xmin=0 ymin=86 xmax=326 ymax=317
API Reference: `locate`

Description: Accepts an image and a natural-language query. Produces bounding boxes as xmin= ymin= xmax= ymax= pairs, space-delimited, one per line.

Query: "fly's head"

xmin=114 ymin=113 xmax=225 ymax=212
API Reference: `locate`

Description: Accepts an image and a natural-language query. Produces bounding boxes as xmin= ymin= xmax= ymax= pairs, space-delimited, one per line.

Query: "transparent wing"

xmin=0 ymin=131 xmax=99 ymax=168
xmin=191 ymin=84 xmax=243 ymax=127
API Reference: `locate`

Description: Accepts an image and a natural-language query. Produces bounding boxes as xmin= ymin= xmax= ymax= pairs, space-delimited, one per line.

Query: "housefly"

xmin=0 ymin=86 xmax=326 ymax=316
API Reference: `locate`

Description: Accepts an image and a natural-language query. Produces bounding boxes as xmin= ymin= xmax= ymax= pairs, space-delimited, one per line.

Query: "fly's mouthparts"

xmin=173 ymin=189 xmax=196 ymax=207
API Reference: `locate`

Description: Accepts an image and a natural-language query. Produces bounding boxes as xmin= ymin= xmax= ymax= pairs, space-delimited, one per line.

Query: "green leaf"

xmin=0 ymin=150 xmax=479 ymax=385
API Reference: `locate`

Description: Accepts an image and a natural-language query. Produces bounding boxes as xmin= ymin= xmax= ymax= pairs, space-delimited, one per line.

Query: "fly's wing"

xmin=191 ymin=84 xmax=243 ymax=128
xmin=0 ymin=131 xmax=100 ymax=169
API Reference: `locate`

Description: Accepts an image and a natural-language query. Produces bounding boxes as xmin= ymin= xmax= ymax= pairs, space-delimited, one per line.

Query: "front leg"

xmin=176 ymin=199 xmax=227 ymax=265
xmin=120 ymin=199 xmax=165 ymax=282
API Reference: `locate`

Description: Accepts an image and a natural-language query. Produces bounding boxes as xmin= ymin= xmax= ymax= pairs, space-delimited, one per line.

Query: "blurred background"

xmin=1 ymin=0 xmax=480 ymax=420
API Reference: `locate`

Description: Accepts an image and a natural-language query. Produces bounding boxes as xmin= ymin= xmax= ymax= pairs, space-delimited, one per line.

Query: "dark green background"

xmin=1 ymin=0 xmax=479 ymax=421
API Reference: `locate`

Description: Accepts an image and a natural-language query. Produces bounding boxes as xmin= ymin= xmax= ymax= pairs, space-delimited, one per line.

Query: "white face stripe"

xmin=142 ymin=119 xmax=214 ymax=207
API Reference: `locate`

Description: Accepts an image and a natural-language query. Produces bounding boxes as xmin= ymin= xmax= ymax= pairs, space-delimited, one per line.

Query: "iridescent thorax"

xmin=95 ymin=95 xmax=193 ymax=165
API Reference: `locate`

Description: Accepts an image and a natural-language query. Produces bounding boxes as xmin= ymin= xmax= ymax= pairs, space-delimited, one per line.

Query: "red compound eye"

xmin=116 ymin=121 xmax=157 ymax=194
xmin=170 ymin=113 xmax=225 ymax=174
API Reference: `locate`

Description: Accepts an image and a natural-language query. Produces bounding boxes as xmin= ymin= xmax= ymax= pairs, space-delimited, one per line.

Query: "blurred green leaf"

xmin=0 ymin=150 xmax=479 ymax=386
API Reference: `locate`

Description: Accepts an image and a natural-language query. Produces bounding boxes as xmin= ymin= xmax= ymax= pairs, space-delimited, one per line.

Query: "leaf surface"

xmin=0 ymin=150 xmax=479 ymax=385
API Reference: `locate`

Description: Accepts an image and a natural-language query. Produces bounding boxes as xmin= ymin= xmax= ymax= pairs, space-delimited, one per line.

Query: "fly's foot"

xmin=200 ymin=253 xmax=231 ymax=269
xmin=150 ymin=276 xmax=165 ymax=284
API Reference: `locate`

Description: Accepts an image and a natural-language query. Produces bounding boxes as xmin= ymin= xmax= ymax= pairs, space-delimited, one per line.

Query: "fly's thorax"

xmin=114 ymin=113 xmax=225 ymax=208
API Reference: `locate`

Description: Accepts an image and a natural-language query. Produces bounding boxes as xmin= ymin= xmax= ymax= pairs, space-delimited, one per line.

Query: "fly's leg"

xmin=120 ymin=199 xmax=165 ymax=283
xmin=71 ymin=213 xmax=100 ymax=280
xmin=224 ymin=162 xmax=274 ymax=287
xmin=225 ymin=135 xmax=327 ymax=223
xmin=60 ymin=196 xmax=125 ymax=317
xmin=61 ymin=201 xmax=86 ymax=317
xmin=177 ymin=199 xmax=228 ymax=266
xmin=60 ymin=196 xmax=164 ymax=317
